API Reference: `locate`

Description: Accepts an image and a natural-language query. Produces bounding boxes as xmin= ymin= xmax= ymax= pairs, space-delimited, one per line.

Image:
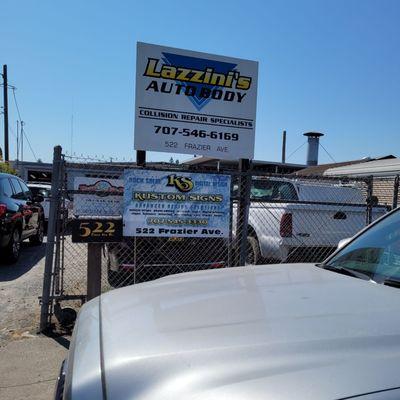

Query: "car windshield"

xmin=326 ymin=209 xmax=400 ymax=284
xmin=30 ymin=187 xmax=51 ymax=198
xmin=251 ymin=180 xmax=298 ymax=201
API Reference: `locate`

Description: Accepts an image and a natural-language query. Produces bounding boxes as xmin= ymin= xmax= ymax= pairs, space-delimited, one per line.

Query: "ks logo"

xmin=166 ymin=175 xmax=194 ymax=192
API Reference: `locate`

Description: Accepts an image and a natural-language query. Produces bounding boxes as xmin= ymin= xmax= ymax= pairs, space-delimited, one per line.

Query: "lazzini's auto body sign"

xmin=123 ymin=169 xmax=231 ymax=238
xmin=134 ymin=42 xmax=258 ymax=160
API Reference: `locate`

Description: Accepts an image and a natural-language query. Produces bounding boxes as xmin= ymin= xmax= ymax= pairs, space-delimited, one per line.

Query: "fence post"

xmin=236 ymin=159 xmax=252 ymax=266
xmin=40 ymin=145 xmax=62 ymax=332
xmin=393 ymin=175 xmax=399 ymax=210
xmin=228 ymin=176 xmax=234 ymax=268
xmin=87 ymin=243 xmax=102 ymax=300
xmin=366 ymin=176 xmax=374 ymax=225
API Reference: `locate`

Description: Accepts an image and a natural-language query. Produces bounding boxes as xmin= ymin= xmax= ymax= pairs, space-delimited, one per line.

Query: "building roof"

xmin=294 ymin=159 xmax=370 ymax=176
xmin=324 ymin=157 xmax=400 ymax=177
xmin=183 ymin=156 xmax=305 ymax=173
xmin=295 ymin=155 xmax=396 ymax=177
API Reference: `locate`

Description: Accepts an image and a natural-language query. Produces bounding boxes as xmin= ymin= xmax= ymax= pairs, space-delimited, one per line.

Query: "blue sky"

xmin=1 ymin=0 xmax=399 ymax=164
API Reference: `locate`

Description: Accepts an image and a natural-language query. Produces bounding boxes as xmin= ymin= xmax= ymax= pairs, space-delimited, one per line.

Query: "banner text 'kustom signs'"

xmin=134 ymin=42 xmax=258 ymax=160
xmin=123 ymin=169 xmax=231 ymax=238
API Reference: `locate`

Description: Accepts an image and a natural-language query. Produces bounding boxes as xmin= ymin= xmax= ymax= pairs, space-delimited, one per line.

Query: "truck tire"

xmin=246 ymin=235 xmax=261 ymax=265
xmin=5 ymin=227 xmax=21 ymax=264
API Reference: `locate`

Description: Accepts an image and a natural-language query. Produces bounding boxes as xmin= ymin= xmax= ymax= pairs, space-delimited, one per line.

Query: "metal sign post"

xmin=136 ymin=150 xmax=146 ymax=167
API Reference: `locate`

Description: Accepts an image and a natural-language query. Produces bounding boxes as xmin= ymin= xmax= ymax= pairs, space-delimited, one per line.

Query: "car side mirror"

xmin=33 ymin=194 xmax=44 ymax=203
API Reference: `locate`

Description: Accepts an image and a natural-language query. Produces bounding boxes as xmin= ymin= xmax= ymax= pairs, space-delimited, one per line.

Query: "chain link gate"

xmin=40 ymin=147 xmax=243 ymax=330
xmin=40 ymin=146 xmax=392 ymax=331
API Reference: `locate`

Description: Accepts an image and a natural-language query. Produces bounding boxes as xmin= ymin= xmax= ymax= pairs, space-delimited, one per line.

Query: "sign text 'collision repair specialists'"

xmin=134 ymin=42 xmax=258 ymax=159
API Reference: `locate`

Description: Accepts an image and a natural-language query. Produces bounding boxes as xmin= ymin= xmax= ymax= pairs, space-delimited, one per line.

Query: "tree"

xmin=0 ymin=162 xmax=17 ymax=175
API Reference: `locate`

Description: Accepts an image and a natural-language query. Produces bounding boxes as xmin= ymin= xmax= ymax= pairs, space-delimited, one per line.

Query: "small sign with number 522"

xmin=71 ymin=219 xmax=123 ymax=243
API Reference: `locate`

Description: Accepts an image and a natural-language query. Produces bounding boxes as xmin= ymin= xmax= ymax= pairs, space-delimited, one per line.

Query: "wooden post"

xmin=2 ymin=65 xmax=9 ymax=162
xmin=87 ymin=243 xmax=102 ymax=301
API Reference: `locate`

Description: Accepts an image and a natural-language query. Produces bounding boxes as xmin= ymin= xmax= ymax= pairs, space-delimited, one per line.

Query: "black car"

xmin=0 ymin=173 xmax=45 ymax=263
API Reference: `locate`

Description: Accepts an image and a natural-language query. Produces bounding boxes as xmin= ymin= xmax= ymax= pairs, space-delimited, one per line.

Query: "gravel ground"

xmin=0 ymin=238 xmax=70 ymax=400
xmin=0 ymin=233 xmax=106 ymax=349
xmin=0 ymin=239 xmax=47 ymax=347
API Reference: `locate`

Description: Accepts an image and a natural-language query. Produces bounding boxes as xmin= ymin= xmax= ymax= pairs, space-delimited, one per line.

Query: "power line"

xmin=11 ymin=88 xmax=22 ymax=122
xmin=11 ymin=87 xmax=38 ymax=161
xmin=319 ymin=142 xmax=336 ymax=163
xmin=21 ymin=123 xmax=37 ymax=161
xmin=0 ymin=83 xmax=16 ymax=90
xmin=8 ymin=124 xmax=18 ymax=140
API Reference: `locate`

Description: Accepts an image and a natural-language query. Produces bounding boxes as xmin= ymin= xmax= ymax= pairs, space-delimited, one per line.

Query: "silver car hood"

xmin=99 ymin=264 xmax=400 ymax=399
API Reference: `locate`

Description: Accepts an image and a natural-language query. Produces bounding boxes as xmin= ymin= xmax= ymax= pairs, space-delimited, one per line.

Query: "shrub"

xmin=0 ymin=162 xmax=18 ymax=175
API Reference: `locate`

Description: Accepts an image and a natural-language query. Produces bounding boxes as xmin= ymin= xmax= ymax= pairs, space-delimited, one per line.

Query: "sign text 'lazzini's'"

xmin=134 ymin=42 xmax=258 ymax=160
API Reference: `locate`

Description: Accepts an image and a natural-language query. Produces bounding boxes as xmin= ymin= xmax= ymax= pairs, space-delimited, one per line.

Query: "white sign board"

xmin=123 ymin=169 xmax=231 ymax=238
xmin=134 ymin=42 xmax=258 ymax=160
xmin=73 ymin=177 xmax=124 ymax=217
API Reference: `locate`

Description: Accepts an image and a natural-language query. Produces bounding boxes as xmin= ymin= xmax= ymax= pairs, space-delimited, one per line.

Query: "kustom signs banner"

xmin=73 ymin=177 xmax=124 ymax=216
xmin=134 ymin=42 xmax=258 ymax=160
xmin=123 ymin=169 xmax=231 ymax=238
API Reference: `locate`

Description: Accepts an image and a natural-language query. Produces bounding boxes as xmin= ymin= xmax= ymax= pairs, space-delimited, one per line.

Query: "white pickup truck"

xmin=235 ymin=178 xmax=388 ymax=264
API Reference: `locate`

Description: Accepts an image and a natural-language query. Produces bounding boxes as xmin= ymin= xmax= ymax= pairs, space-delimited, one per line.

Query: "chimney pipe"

xmin=303 ymin=132 xmax=324 ymax=166
xmin=281 ymin=130 xmax=286 ymax=164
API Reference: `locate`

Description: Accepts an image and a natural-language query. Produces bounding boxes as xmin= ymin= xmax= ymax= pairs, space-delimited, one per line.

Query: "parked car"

xmin=0 ymin=173 xmax=45 ymax=263
xmin=57 ymin=207 xmax=400 ymax=399
xmin=27 ymin=182 xmax=51 ymax=221
xmin=235 ymin=177 xmax=388 ymax=264
xmin=28 ymin=182 xmax=73 ymax=226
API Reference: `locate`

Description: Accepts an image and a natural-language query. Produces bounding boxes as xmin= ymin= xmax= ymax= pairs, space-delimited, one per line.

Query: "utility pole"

xmin=16 ymin=120 xmax=19 ymax=162
xmin=21 ymin=120 xmax=24 ymax=162
xmin=2 ymin=65 xmax=9 ymax=162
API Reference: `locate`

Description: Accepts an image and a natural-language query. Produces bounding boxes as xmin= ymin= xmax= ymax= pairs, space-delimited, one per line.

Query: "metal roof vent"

xmin=303 ymin=132 xmax=324 ymax=166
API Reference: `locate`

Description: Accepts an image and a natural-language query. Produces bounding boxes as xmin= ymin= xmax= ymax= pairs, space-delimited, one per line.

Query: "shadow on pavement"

xmin=42 ymin=331 xmax=71 ymax=350
xmin=0 ymin=242 xmax=46 ymax=281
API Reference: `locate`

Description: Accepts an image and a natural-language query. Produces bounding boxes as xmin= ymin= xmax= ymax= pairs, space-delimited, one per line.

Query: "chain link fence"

xmin=40 ymin=147 xmax=394 ymax=330
xmin=242 ymin=173 xmax=386 ymax=265
xmin=370 ymin=175 xmax=400 ymax=210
